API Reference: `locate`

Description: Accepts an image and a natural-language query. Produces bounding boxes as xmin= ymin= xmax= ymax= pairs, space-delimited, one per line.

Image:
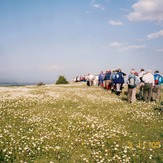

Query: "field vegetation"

xmin=0 ymin=83 xmax=162 ymax=163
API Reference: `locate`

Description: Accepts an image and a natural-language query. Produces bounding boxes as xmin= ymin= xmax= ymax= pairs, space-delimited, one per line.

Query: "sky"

xmin=0 ymin=0 xmax=163 ymax=84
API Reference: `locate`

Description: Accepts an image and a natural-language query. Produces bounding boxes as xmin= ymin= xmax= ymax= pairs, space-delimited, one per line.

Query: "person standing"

xmin=98 ymin=71 xmax=104 ymax=87
xmin=88 ymin=73 xmax=94 ymax=86
xmin=142 ymin=70 xmax=155 ymax=102
xmin=104 ymin=70 xmax=111 ymax=90
xmin=127 ymin=69 xmax=137 ymax=103
xmin=138 ymin=68 xmax=145 ymax=100
xmin=119 ymin=69 xmax=126 ymax=92
xmin=93 ymin=74 xmax=99 ymax=86
xmin=110 ymin=69 xmax=117 ymax=92
xmin=152 ymin=70 xmax=163 ymax=102
xmin=85 ymin=74 xmax=90 ymax=86
xmin=114 ymin=69 xmax=125 ymax=96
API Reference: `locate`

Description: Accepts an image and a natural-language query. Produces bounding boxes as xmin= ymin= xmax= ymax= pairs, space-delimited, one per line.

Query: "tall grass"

xmin=0 ymin=83 xmax=162 ymax=163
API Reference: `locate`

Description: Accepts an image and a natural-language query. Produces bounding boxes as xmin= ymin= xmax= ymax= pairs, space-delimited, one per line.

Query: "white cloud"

xmin=121 ymin=44 xmax=146 ymax=51
xmin=155 ymin=48 xmax=163 ymax=52
xmin=91 ymin=0 xmax=105 ymax=10
xmin=109 ymin=20 xmax=124 ymax=26
xmin=127 ymin=0 xmax=163 ymax=22
xmin=128 ymin=45 xmax=146 ymax=49
xmin=109 ymin=41 xmax=146 ymax=51
xmin=147 ymin=29 xmax=163 ymax=39
xmin=109 ymin=41 xmax=122 ymax=47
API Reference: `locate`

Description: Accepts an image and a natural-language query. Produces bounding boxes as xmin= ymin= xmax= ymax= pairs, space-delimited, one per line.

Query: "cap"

xmin=134 ymin=72 xmax=138 ymax=76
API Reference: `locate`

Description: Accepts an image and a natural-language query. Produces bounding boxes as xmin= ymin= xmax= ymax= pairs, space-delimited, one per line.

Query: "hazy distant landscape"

xmin=0 ymin=82 xmax=36 ymax=86
xmin=0 ymin=82 xmax=162 ymax=162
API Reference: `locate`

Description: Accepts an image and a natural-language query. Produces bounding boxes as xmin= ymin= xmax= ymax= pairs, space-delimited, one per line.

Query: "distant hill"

xmin=0 ymin=82 xmax=36 ymax=86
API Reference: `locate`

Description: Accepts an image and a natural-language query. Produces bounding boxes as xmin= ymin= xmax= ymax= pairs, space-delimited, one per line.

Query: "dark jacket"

xmin=104 ymin=72 xmax=111 ymax=80
xmin=114 ymin=72 xmax=124 ymax=84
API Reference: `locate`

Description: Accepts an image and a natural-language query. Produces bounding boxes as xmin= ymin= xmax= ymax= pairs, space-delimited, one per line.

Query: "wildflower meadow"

xmin=0 ymin=83 xmax=162 ymax=163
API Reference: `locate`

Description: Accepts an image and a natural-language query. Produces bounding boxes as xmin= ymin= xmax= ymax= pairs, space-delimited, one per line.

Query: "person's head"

xmin=134 ymin=72 xmax=138 ymax=76
xmin=154 ymin=70 xmax=159 ymax=74
xmin=130 ymin=69 xmax=135 ymax=74
xmin=140 ymin=68 xmax=144 ymax=72
xmin=112 ymin=69 xmax=115 ymax=72
xmin=147 ymin=69 xmax=152 ymax=74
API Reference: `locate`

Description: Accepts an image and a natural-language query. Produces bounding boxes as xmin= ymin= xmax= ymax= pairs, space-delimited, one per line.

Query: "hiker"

xmin=119 ymin=69 xmax=126 ymax=92
xmin=134 ymin=72 xmax=140 ymax=83
xmin=110 ymin=69 xmax=117 ymax=92
xmin=104 ymin=70 xmax=111 ymax=90
xmin=88 ymin=73 xmax=94 ymax=86
xmin=98 ymin=71 xmax=104 ymax=87
xmin=93 ymin=74 xmax=99 ymax=86
xmin=152 ymin=70 xmax=163 ymax=102
xmin=114 ymin=68 xmax=125 ymax=96
xmin=85 ymin=74 xmax=90 ymax=86
xmin=138 ymin=68 xmax=145 ymax=100
xmin=142 ymin=70 xmax=155 ymax=102
xmin=127 ymin=69 xmax=139 ymax=103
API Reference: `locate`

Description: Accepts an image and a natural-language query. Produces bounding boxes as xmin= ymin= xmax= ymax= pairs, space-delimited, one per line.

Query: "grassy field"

xmin=0 ymin=83 xmax=162 ymax=163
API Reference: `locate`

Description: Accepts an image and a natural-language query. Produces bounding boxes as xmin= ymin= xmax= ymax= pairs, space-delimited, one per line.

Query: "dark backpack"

xmin=128 ymin=76 xmax=136 ymax=88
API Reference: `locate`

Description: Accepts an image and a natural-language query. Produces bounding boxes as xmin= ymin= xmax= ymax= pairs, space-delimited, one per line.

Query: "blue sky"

xmin=0 ymin=0 xmax=163 ymax=83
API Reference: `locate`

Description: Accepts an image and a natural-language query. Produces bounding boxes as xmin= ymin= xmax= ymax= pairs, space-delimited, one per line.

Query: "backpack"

xmin=128 ymin=75 xmax=136 ymax=88
xmin=114 ymin=72 xmax=124 ymax=83
xmin=154 ymin=75 xmax=160 ymax=85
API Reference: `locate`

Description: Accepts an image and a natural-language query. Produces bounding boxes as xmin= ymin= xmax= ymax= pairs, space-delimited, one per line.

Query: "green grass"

xmin=0 ymin=83 xmax=162 ymax=163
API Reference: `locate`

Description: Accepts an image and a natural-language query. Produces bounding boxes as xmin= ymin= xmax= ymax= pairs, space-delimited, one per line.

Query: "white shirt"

xmin=88 ymin=74 xmax=94 ymax=80
xmin=142 ymin=72 xmax=154 ymax=86
xmin=138 ymin=71 xmax=145 ymax=78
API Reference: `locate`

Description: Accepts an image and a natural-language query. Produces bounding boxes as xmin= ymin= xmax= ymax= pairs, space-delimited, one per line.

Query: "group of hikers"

xmin=74 ymin=68 xmax=163 ymax=104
